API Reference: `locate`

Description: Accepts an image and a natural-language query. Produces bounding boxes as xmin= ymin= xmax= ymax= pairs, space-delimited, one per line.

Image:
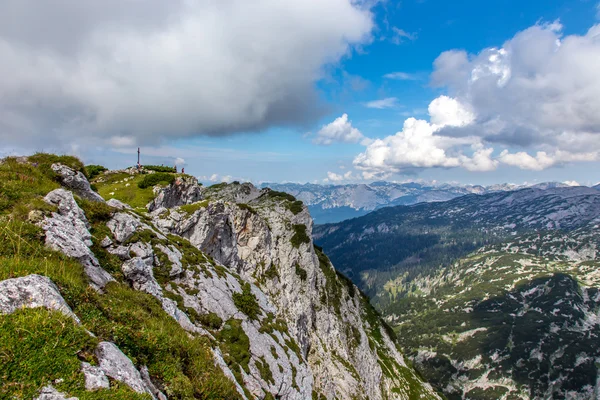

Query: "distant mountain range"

xmin=261 ymin=181 xmax=582 ymax=223
xmin=313 ymin=186 xmax=600 ymax=398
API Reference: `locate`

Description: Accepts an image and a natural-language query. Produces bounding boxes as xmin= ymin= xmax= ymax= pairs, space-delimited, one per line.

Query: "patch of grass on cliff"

xmin=218 ymin=318 xmax=251 ymax=379
xmin=0 ymin=308 xmax=148 ymax=400
xmin=28 ymin=153 xmax=86 ymax=176
xmin=291 ymin=224 xmax=310 ymax=248
xmin=266 ymin=190 xmax=296 ymax=202
xmin=137 ymin=172 xmax=175 ymax=189
xmin=0 ymin=157 xmax=61 ymax=214
xmin=94 ymin=173 xmax=156 ymax=209
xmin=85 ymin=165 xmax=107 ymax=179
xmin=286 ymin=200 xmax=304 ymax=215
xmin=295 ymin=263 xmax=307 ymax=281
xmin=144 ymin=165 xmax=176 ymax=173
xmin=179 ymin=201 xmax=209 ymax=215
xmin=232 ymin=283 xmax=261 ymax=320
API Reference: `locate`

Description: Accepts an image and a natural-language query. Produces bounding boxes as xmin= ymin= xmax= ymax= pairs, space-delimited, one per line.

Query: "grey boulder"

xmin=51 ymin=163 xmax=104 ymax=202
xmin=0 ymin=274 xmax=80 ymax=323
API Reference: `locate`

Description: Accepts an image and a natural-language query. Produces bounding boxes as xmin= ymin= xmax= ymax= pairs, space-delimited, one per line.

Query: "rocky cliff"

xmin=0 ymin=155 xmax=439 ymax=400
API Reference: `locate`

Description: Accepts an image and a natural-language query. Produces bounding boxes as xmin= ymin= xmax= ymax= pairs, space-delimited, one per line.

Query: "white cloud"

xmin=353 ymin=21 xmax=600 ymax=178
xmin=203 ymin=173 xmax=233 ymax=183
xmin=428 ymin=96 xmax=475 ymax=127
xmin=364 ymin=97 xmax=399 ymax=109
xmin=498 ymin=149 xmax=598 ymax=170
xmin=0 ymin=0 xmax=374 ymax=148
xmin=432 ymin=22 xmax=600 ymax=154
xmin=313 ymin=114 xmax=370 ymax=145
xmin=383 ymin=71 xmax=418 ymax=80
xmin=324 ymin=170 xmax=356 ymax=182
xmin=174 ymin=157 xmax=186 ymax=166
xmin=390 ymin=27 xmax=417 ymax=45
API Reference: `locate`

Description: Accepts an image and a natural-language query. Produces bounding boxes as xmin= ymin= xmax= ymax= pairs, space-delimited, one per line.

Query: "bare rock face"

xmin=147 ymin=176 xmax=202 ymax=211
xmin=95 ymin=341 xmax=154 ymax=396
xmin=106 ymin=198 xmax=132 ymax=210
xmin=42 ymin=189 xmax=114 ymax=291
xmin=107 ymin=212 xmax=142 ymax=243
xmin=51 ymin=163 xmax=104 ymax=202
xmin=0 ymin=274 xmax=80 ymax=323
xmin=35 ymin=386 xmax=77 ymax=400
xmin=81 ymin=362 xmax=110 ymax=391
xmin=152 ymin=183 xmax=441 ymax=400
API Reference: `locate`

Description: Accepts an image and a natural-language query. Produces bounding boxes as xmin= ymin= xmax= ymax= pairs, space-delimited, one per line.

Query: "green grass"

xmin=0 ymin=308 xmax=148 ymax=400
xmin=232 ymin=283 xmax=261 ymax=320
xmin=286 ymin=200 xmax=304 ymax=215
xmin=143 ymin=165 xmax=176 ymax=173
xmin=295 ymin=263 xmax=307 ymax=281
xmin=291 ymin=224 xmax=310 ymax=248
xmin=137 ymin=173 xmax=175 ymax=189
xmin=179 ymin=201 xmax=209 ymax=215
xmin=0 ymin=157 xmax=62 ymax=215
xmin=94 ymin=173 xmax=157 ymax=209
xmin=28 ymin=153 xmax=86 ymax=176
xmin=217 ymin=319 xmax=251 ymax=381
xmin=85 ymin=165 xmax=107 ymax=179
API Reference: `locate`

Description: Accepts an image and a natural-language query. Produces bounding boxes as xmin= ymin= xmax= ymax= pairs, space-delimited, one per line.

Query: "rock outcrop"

xmin=41 ymin=188 xmax=114 ymax=291
xmin=95 ymin=341 xmax=156 ymax=396
xmin=35 ymin=386 xmax=77 ymax=400
xmin=151 ymin=182 xmax=440 ymax=399
xmin=51 ymin=163 xmax=104 ymax=202
xmin=148 ymin=176 xmax=202 ymax=211
xmin=0 ymin=274 xmax=80 ymax=322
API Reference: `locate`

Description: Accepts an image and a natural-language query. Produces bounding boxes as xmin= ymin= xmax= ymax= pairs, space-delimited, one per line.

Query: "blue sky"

xmin=2 ymin=0 xmax=600 ymax=186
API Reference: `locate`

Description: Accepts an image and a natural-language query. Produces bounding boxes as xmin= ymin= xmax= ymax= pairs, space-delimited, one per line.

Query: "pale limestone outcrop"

xmin=0 ymin=274 xmax=80 ymax=323
xmin=81 ymin=362 xmax=110 ymax=391
xmin=35 ymin=386 xmax=77 ymax=400
xmin=147 ymin=176 xmax=203 ymax=211
xmin=51 ymin=163 xmax=104 ymax=202
xmin=41 ymin=189 xmax=114 ymax=291
xmin=95 ymin=341 xmax=155 ymax=396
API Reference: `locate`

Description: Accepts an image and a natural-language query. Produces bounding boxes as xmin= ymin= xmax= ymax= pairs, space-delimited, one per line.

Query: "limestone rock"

xmin=100 ymin=236 xmax=113 ymax=248
xmin=51 ymin=163 xmax=104 ymax=202
xmin=122 ymin=257 xmax=162 ymax=298
xmin=35 ymin=386 xmax=77 ymax=400
xmin=81 ymin=361 xmax=109 ymax=391
xmin=0 ymin=274 xmax=80 ymax=323
xmin=147 ymin=176 xmax=202 ymax=212
xmin=153 ymin=182 xmax=441 ymax=400
xmin=140 ymin=366 xmax=168 ymax=400
xmin=107 ymin=212 xmax=142 ymax=243
xmin=42 ymin=189 xmax=114 ymax=291
xmin=95 ymin=341 xmax=152 ymax=395
xmin=107 ymin=198 xmax=132 ymax=210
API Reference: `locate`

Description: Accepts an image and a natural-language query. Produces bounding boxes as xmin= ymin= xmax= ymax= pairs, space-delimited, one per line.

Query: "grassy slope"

xmin=0 ymin=156 xmax=239 ymax=399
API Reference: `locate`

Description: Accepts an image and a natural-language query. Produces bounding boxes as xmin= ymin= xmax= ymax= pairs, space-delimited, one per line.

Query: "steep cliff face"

xmin=0 ymin=157 xmax=439 ymax=400
xmin=150 ymin=182 xmax=439 ymax=399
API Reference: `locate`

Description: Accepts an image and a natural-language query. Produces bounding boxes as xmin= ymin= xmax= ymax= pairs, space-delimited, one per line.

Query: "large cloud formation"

xmin=0 ymin=0 xmax=373 ymax=147
xmin=354 ymin=22 xmax=600 ymax=177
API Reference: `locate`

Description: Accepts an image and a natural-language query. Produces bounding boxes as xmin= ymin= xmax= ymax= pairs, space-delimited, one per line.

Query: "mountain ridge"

xmin=260 ymin=181 xmax=582 ymax=223
xmin=0 ymin=155 xmax=439 ymax=400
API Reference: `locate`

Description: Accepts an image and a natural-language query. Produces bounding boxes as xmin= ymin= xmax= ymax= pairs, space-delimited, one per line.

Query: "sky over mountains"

xmin=1 ymin=0 xmax=600 ymax=185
